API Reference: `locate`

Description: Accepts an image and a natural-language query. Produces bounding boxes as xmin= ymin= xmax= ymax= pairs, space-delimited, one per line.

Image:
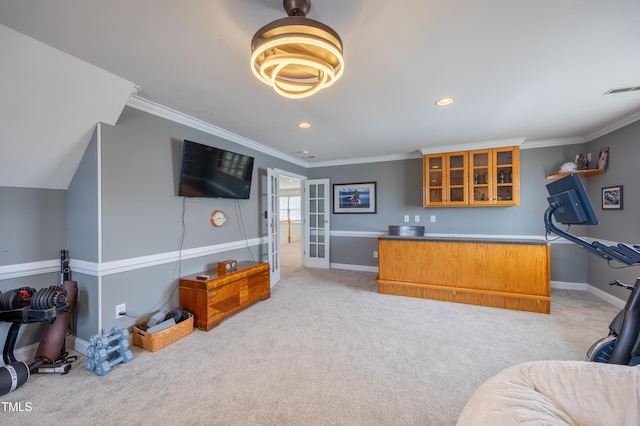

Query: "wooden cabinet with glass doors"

xmin=470 ymin=146 xmax=519 ymax=206
xmin=424 ymin=146 xmax=520 ymax=207
xmin=423 ymin=152 xmax=468 ymax=206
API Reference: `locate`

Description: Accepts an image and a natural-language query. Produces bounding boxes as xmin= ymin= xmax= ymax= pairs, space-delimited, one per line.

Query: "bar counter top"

xmin=378 ymin=233 xmax=550 ymax=246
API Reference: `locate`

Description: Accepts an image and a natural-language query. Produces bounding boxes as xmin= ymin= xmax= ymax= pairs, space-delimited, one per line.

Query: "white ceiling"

xmin=1 ymin=0 xmax=640 ymax=189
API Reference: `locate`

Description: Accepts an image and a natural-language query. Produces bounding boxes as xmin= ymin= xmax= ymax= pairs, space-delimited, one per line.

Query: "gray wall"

xmin=100 ymin=107 xmax=306 ymax=261
xmin=0 ymin=187 xmax=67 ymax=265
xmin=93 ymin=107 xmax=307 ymax=335
xmin=67 ymin=128 xmax=101 ymax=338
xmin=68 ymin=129 xmax=99 ymax=263
xmin=0 ymin=187 xmax=67 ymax=348
xmin=586 ymin=120 xmax=640 ymax=300
xmin=3 ymin=106 xmax=638 ymax=351
xmin=308 ymin=144 xmax=593 ymax=281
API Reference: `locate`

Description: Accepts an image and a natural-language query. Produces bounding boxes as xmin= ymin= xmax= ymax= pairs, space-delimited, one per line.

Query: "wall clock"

xmin=210 ymin=210 xmax=227 ymax=227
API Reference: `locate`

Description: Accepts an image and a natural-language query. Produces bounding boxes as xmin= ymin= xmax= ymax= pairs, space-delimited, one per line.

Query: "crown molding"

xmin=125 ymin=95 xmax=640 ymax=168
xmin=584 ymin=109 xmax=640 ymax=141
xmin=126 ymin=96 xmax=308 ymax=167
xmin=520 ymin=137 xmax=586 ymax=150
xmin=420 ymin=138 xmax=525 ymax=155
xmin=307 ymin=152 xmax=422 ymax=168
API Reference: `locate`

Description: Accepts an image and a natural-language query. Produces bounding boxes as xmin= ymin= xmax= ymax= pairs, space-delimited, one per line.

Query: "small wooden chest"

xmin=179 ymin=261 xmax=270 ymax=331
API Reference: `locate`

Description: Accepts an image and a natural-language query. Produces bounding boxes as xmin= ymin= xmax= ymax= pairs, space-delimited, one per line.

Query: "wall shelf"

xmin=546 ymin=168 xmax=606 ymax=180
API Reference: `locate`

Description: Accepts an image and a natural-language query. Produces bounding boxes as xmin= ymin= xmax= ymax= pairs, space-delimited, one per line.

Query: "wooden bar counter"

xmin=180 ymin=261 xmax=270 ymax=331
xmin=378 ymin=235 xmax=551 ymax=314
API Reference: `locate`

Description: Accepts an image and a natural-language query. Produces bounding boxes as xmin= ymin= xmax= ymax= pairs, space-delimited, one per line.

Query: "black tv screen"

xmin=178 ymin=140 xmax=254 ymax=199
xmin=546 ymin=173 xmax=599 ymax=225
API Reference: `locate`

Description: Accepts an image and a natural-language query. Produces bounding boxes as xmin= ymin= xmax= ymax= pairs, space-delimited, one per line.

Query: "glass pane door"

xmin=304 ymin=179 xmax=330 ymax=268
xmin=266 ymin=168 xmax=280 ymax=286
xmin=494 ymin=149 xmax=514 ymax=203
xmin=447 ymin=153 xmax=467 ymax=205
xmin=427 ymin=156 xmax=444 ymax=204
xmin=470 ymin=150 xmax=491 ymax=204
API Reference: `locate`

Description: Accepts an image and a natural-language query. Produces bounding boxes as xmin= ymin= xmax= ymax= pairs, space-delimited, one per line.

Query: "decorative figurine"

xmin=576 ymin=153 xmax=589 ymax=170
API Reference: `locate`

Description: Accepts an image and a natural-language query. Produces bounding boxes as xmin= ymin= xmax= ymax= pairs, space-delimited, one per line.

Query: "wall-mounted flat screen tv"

xmin=178 ymin=140 xmax=255 ymax=199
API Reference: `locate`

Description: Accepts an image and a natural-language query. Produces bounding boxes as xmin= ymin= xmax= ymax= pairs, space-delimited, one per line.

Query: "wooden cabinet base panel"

xmin=378 ymin=279 xmax=551 ymax=314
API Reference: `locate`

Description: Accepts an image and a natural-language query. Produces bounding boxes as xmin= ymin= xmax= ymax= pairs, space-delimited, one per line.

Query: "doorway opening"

xmin=278 ymin=175 xmax=302 ymax=271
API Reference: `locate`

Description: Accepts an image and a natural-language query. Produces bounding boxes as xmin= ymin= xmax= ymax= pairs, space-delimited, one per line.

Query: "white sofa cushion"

xmin=457 ymin=360 xmax=640 ymax=426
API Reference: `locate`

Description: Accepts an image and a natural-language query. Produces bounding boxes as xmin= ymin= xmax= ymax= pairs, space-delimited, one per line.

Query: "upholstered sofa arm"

xmin=457 ymin=360 xmax=640 ymax=426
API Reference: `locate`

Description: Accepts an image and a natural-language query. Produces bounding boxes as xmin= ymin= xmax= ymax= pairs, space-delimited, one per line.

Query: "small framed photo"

xmin=602 ymin=185 xmax=623 ymax=210
xmin=333 ymin=182 xmax=377 ymax=214
xmin=597 ymin=147 xmax=609 ymax=169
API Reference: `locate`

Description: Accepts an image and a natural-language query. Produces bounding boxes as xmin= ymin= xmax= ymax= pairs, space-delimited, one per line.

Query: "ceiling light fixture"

xmin=250 ymin=0 xmax=344 ymax=99
xmin=435 ymin=97 xmax=455 ymax=106
xmin=298 ymin=122 xmax=312 ymax=128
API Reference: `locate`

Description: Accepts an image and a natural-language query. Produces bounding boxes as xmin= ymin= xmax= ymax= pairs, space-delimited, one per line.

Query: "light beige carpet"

xmin=1 ymin=244 xmax=620 ymax=425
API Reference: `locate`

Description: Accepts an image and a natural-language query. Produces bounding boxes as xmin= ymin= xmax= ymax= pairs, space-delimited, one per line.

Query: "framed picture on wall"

xmin=597 ymin=147 xmax=609 ymax=169
xmin=602 ymin=185 xmax=623 ymax=210
xmin=333 ymin=182 xmax=377 ymax=214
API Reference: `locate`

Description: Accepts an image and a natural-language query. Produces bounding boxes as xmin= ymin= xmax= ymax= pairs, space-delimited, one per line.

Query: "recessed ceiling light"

xmin=301 ymin=149 xmax=309 ymax=155
xmin=435 ymin=97 xmax=455 ymax=106
xmin=298 ymin=122 xmax=312 ymax=129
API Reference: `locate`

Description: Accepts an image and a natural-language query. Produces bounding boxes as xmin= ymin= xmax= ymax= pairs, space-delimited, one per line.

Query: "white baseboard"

xmin=1 ymin=336 xmax=90 ymax=367
xmin=4 ymin=277 xmax=625 ymax=365
xmin=551 ymin=280 xmax=625 ymax=308
xmin=1 ymin=342 xmax=39 ymax=366
xmin=550 ymin=280 xmax=589 ymax=291
xmin=67 ymin=335 xmax=90 ymax=356
xmin=586 ymin=285 xmax=626 ymax=309
xmin=330 ymin=263 xmax=378 ymax=273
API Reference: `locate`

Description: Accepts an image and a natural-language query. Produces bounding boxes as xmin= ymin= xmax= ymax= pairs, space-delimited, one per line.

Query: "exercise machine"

xmin=31 ymin=250 xmax=79 ymax=374
xmin=0 ymin=250 xmax=78 ymax=395
xmin=585 ymin=279 xmax=640 ymax=365
xmin=544 ymin=173 xmax=640 ymax=365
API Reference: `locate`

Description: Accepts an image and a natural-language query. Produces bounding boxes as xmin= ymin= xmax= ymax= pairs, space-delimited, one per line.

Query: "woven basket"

xmin=133 ymin=315 xmax=194 ymax=352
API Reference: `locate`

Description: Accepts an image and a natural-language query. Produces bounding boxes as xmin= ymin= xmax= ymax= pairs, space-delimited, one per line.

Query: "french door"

xmin=304 ymin=179 xmax=330 ymax=268
xmin=266 ymin=168 xmax=280 ymax=286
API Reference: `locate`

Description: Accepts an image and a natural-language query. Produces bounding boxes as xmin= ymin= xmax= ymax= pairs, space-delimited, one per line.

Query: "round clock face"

xmin=210 ymin=210 xmax=227 ymax=227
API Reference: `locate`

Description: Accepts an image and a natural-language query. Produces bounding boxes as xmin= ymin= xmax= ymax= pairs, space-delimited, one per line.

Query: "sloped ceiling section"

xmin=0 ymin=24 xmax=135 ymax=190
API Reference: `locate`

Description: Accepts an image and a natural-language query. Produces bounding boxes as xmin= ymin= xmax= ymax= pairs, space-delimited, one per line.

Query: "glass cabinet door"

xmin=423 ymin=146 xmax=519 ymax=207
xmin=493 ymin=147 xmax=519 ymax=205
xmin=447 ymin=152 xmax=467 ymax=205
xmin=424 ymin=155 xmax=445 ymax=206
xmin=469 ymin=150 xmax=492 ymax=205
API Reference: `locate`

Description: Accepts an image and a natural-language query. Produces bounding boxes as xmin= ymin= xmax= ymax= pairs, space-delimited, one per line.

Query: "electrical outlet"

xmin=403 ymin=215 xmax=409 ymax=222
xmin=373 ymin=251 xmax=378 ymax=258
xmin=414 ymin=215 xmax=420 ymax=222
xmin=430 ymin=215 xmax=436 ymax=223
xmin=115 ymin=303 xmax=126 ymax=319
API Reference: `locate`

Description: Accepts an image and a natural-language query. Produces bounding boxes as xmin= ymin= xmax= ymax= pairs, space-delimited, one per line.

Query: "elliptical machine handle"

xmin=609 ymin=279 xmax=634 ymax=291
xmin=607 ymin=278 xmax=640 ymax=364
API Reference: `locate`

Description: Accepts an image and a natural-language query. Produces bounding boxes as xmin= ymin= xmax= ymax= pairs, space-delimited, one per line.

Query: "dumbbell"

xmin=86 ymin=345 xmax=96 ymax=360
xmin=95 ymin=328 xmax=129 ymax=349
xmin=93 ymin=340 xmax=129 ymax=362
xmin=88 ymin=327 xmax=124 ymax=347
xmin=95 ymin=350 xmax=133 ymax=376
xmin=86 ymin=357 xmax=115 ymax=372
xmin=86 ymin=345 xmax=117 ymax=361
xmin=86 ymin=358 xmax=96 ymax=372
xmin=0 ymin=287 xmax=35 ymax=311
xmin=30 ymin=286 xmax=66 ymax=310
